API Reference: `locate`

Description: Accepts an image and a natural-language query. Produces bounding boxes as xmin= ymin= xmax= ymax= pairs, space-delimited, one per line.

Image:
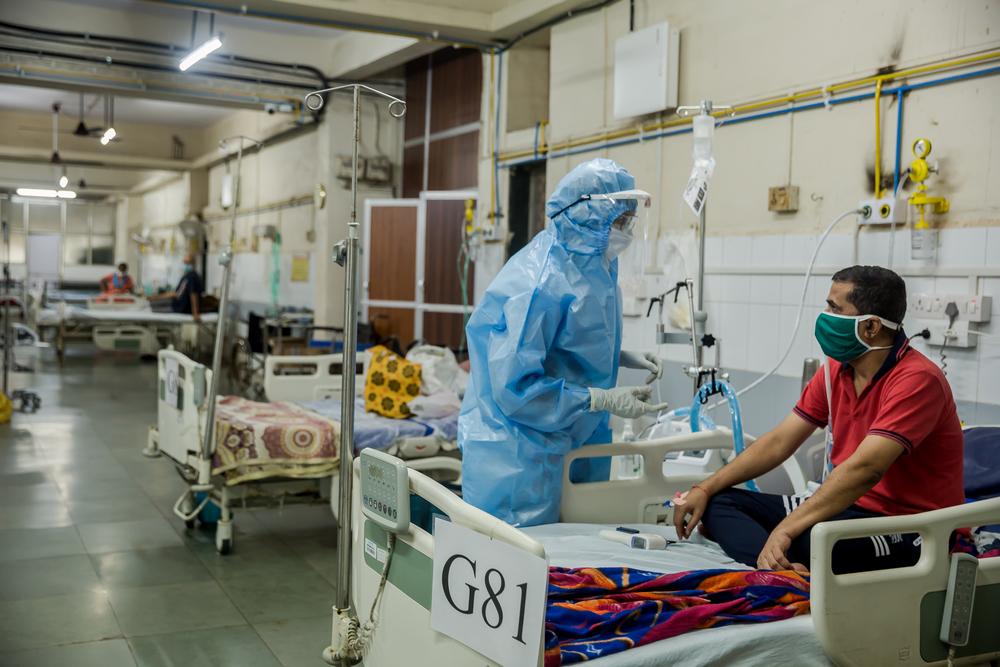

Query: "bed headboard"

xmin=88 ymin=294 xmax=148 ymax=310
xmin=263 ymin=352 xmax=367 ymax=403
xmin=156 ymin=348 xmax=212 ymax=467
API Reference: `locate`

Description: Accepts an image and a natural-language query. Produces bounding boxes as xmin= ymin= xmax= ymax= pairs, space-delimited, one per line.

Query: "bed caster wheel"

xmin=185 ymin=517 xmax=197 ymax=530
xmin=215 ymin=519 xmax=234 ymax=555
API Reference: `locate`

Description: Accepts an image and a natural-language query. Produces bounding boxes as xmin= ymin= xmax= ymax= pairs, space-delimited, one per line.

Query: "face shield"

xmin=584 ymin=190 xmax=652 ymax=271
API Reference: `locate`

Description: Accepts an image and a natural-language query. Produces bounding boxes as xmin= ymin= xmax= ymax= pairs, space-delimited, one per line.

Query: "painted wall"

xmin=479 ymin=0 xmax=1000 ymax=421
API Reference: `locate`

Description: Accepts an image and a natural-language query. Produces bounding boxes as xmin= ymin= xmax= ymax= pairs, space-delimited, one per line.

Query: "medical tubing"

xmin=704 ymin=207 xmax=861 ymax=412
xmin=888 ymin=172 xmax=910 ymax=270
xmin=690 ymin=380 xmax=760 ymax=492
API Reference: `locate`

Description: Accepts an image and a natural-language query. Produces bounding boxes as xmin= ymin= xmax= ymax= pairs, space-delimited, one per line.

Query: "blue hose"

xmin=689 ymin=379 xmax=760 ymax=492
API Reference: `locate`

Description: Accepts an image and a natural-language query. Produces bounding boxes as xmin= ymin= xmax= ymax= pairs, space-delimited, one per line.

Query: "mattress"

xmin=298 ymin=397 xmax=459 ymax=452
xmin=522 ymin=523 xmax=830 ymax=667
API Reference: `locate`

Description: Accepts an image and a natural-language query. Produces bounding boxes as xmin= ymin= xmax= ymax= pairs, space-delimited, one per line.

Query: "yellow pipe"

xmin=874 ymin=79 xmax=883 ymax=198
xmin=497 ymin=48 xmax=1000 ymax=163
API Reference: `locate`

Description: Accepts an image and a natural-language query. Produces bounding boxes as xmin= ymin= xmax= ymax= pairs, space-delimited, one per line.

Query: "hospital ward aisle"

xmin=0 ymin=349 xmax=337 ymax=666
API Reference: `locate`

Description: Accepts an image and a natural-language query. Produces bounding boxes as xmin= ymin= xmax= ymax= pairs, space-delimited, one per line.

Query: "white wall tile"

xmin=705 ymin=236 xmax=723 ymax=267
xmin=976 ymin=335 xmax=1000 ymax=408
xmin=940 ymin=348 xmax=979 ymax=404
xmin=985 ymin=228 xmax=1000 ymax=268
xmin=750 ymin=275 xmax=783 ymax=305
xmin=782 ymin=234 xmax=816 ymax=268
xmin=720 ymin=274 xmax=751 ymax=303
xmin=938 ymin=228 xmax=988 ymax=267
xmin=856 ymin=227 xmax=891 ymax=266
xmin=722 ymin=236 xmax=752 ymax=266
xmin=746 ymin=304 xmax=780 ymax=373
xmin=718 ymin=302 xmax=750 ymax=371
xmin=815 ymin=233 xmax=854 ymax=267
xmin=934 ymin=277 xmax=970 ymax=294
xmin=780 ymin=275 xmax=807 ymax=306
xmin=751 ymin=235 xmax=783 ymax=268
xmin=703 ymin=275 xmax=723 ymax=304
xmin=778 ymin=305 xmax=816 ymax=377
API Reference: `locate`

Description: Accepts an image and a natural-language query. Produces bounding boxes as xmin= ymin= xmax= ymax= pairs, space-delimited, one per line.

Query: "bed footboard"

xmin=263 ymin=352 xmax=366 ymax=402
xmin=812 ymin=496 xmax=1000 ymax=666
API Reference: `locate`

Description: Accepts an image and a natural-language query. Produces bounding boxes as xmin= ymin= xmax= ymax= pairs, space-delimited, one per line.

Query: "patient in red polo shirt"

xmin=673 ymin=265 xmax=964 ymax=574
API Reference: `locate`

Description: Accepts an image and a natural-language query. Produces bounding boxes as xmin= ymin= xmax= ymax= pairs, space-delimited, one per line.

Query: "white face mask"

xmin=605 ymin=227 xmax=633 ymax=260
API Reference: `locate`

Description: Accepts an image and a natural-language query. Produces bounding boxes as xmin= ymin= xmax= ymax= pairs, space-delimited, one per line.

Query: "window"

xmin=28 ymin=201 xmax=61 ymax=232
xmin=60 ymin=202 xmax=117 ymax=267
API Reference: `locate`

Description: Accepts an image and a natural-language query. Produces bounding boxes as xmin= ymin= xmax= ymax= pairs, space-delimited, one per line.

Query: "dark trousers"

xmin=701 ymin=488 xmax=921 ymax=574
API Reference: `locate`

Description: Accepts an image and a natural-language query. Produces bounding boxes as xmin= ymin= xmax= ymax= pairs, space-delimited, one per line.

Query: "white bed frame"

xmin=263 ymin=352 xmax=368 ymax=403
xmin=351 ymin=437 xmax=1000 ymax=667
xmin=146 ymin=349 xmax=461 ymax=554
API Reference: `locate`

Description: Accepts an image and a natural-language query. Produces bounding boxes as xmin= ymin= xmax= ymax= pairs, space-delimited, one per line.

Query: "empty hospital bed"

xmin=349 ymin=433 xmax=1000 ymax=667
xmin=146 ymin=349 xmax=460 ymax=553
xmin=36 ymin=299 xmax=216 ymax=360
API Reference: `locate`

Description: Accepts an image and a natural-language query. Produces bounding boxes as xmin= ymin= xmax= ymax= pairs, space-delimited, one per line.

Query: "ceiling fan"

xmin=72 ymin=92 xmax=106 ymax=138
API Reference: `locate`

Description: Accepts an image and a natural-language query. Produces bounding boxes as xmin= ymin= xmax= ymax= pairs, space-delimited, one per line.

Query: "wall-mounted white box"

xmin=613 ymin=22 xmax=680 ymax=120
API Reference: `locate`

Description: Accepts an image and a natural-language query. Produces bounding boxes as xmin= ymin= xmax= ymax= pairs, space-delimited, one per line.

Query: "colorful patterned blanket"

xmin=213 ymin=396 xmax=339 ymax=485
xmin=543 ymin=567 xmax=810 ymax=666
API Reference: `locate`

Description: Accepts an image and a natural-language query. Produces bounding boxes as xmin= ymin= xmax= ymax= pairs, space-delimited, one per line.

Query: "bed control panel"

xmin=939 ymin=552 xmax=978 ymax=647
xmin=360 ymin=449 xmax=410 ymax=533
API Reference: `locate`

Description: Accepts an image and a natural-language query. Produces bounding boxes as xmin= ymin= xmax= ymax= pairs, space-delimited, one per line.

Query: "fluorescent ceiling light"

xmin=100 ymin=127 xmax=117 ymax=146
xmin=16 ymin=188 xmax=58 ymax=198
xmin=57 ymin=190 xmax=77 ymax=199
xmin=179 ymin=35 xmax=222 ymax=71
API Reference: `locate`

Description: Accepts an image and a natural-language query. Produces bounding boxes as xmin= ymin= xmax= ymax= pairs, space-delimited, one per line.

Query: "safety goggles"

xmin=552 ymin=189 xmax=652 ymax=231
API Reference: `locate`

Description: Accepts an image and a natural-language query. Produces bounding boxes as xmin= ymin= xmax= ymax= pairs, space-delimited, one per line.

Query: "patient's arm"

xmin=698 ymin=413 xmax=815 ymax=496
xmin=674 ymin=413 xmax=815 ymax=538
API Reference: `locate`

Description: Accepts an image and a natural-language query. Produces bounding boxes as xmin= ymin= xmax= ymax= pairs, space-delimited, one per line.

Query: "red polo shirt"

xmin=794 ymin=336 xmax=964 ymax=516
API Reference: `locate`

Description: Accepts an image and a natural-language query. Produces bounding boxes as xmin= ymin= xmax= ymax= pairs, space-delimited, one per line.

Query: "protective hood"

xmin=545 ymin=158 xmax=636 ymax=255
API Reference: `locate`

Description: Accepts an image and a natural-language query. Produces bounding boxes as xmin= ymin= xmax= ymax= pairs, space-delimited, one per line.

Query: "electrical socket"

xmin=857 ymin=197 xmax=906 ymax=225
xmin=910 ymin=293 xmax=992 ymax=323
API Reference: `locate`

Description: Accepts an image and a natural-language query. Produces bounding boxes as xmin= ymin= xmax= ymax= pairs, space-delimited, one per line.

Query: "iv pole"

xmin=302 ymin=83 xmax=405 ymax=666
xmin=201 ymin=135 xmax=262 ymax=462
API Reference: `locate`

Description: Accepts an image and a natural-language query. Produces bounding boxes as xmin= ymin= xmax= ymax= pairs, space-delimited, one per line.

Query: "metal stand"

xmin=1 ymin=217 xmax=40 ymax=414
xmin=303 ymin=83 xmax=405 ymax=666
xmin=201 ymin=136 xmax=262 ymax=462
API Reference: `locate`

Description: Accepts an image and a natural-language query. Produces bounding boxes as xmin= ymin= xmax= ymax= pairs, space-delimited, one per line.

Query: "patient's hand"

xmin=757 ymin=527 xmax=797 ymax=571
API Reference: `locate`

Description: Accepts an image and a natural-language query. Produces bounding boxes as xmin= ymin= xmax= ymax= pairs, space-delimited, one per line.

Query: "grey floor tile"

xmin=108 ymin=581 xmax=245 ymax=638
xmin=68 ymin=496 xmax=164 ymax=524
xmin=0 ymin=481 xmax=64 ymax=506
xmin=0 ymin=638 xmax=137 ymax=667
xmin=250 ymin=504 xmax=337 ymax=535
xmin=0 ymin=526 xmax=86 ymax=562
xmin=218 ymin=569 xmax=336 ymax=624
xmin=0 ymin=591 xmax=121 ymax=652
xmin=0 ymin=554 xmax=101 ymax=601
xmin=59 ymin=479 xmax=149 ymax=502
xmin=191 ymin=537 xmax=303 ymax=580
xmin=0 ymin=500 xmax=73 ymax=529
xmin=91 ymin=546 xmax=213 ymax=590
xmin=0 ymin=471 xmax=52 ymax=486
xmin=129 ymin=626 xmax=281 ymax=667
xmin=78 ymin=517 xmax=184 ymax=554
xmin=253 ymin=615 xmax=331 ymax=667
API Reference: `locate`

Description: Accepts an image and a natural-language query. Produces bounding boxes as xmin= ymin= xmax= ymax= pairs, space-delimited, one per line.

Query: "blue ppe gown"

xmin=458 ymin=158 xmax=636 ymax=526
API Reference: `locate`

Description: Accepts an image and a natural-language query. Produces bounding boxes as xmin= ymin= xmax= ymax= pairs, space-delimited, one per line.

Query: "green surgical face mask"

xmin=814 ymin=311 xmax=898 ymax=362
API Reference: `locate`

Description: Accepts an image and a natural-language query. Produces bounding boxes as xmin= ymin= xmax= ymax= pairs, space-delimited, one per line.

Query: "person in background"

xmin=148 ymin=254 xmax=203 ymax=322
xmin=459 ymin=158 xmax=666 ymax=527
xmin=672 ymin=265 xmax=964 ymax=575
xmin=100 ymin=263 xmax=135 ymax=294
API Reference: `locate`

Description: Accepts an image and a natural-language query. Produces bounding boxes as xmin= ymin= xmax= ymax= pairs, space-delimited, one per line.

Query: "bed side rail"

xmin=812 ymin=496 xmax=1000 ymax=666
xmin=155 ymin=348 xmax=213 ymax=474
xmin=560 ymin=429 xmax=738 ymax=524
xmin=263 ymin=352 xmax=366 ymax=402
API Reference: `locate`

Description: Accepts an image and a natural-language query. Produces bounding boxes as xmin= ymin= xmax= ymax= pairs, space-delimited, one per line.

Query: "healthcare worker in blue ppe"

xmin=458 ymin=158 xmax=668 ymax=527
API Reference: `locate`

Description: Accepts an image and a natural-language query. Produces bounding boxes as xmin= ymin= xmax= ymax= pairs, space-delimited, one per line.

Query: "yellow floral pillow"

xmin=364 ymin=345 xmax=422 ymax=419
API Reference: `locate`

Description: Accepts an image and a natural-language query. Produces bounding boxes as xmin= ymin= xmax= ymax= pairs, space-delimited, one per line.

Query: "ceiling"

xmin=0 ymin=84 xmax=235 ymax=128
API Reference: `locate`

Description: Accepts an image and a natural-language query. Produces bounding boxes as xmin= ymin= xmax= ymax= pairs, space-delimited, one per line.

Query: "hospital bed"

xmin=146 ymin=349 xmax=461 ymax=553
xmin=350 ymin=434 xmax=1000 ymax=667
xmin=35 ymin=302 xmax=216 ymax=360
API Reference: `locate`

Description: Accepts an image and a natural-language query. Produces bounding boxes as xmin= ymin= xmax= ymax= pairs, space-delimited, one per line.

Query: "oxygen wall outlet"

xmin=857 ymin=197 xmax=905 ymax=225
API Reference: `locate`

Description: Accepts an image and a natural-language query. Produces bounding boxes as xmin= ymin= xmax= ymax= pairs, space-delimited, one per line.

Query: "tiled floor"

xmin=0 ymin=347 xmax=336 ymax=666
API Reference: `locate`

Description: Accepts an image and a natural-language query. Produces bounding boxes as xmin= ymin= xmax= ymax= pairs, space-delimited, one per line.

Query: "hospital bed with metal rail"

xmin=145 ymin=348 xmax=460 ymax=553
xmin=350 ymin=434 xmax=1000 ymax=667
xmin=35 ymin=296 xmax=216 ymax=360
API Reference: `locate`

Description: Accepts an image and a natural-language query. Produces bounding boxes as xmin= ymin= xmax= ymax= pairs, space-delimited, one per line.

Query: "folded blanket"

xmin=544 ymin=567 xmax=809 ymax=666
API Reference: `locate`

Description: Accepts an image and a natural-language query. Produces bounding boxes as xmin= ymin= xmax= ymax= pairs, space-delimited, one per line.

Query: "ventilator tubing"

xmin=689 ymin=380 xmax=760 ymax=492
